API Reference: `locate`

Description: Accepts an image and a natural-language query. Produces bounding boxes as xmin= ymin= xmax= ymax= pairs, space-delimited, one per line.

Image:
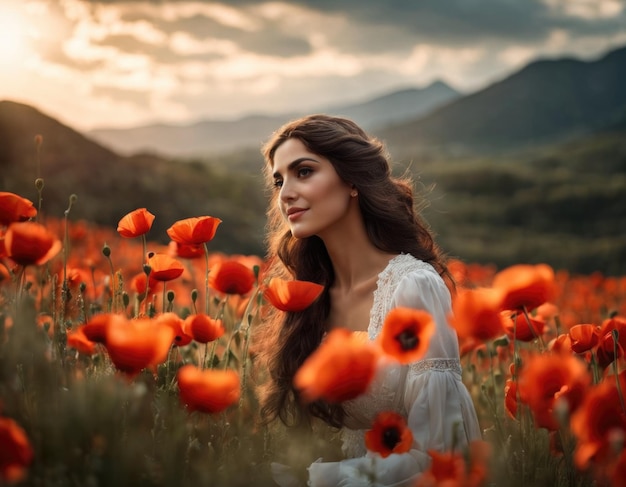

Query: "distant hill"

xmin=0 ymin=100 xmax=267 ymax=256
xmin=87 ymin=43 xmax=626 ymax=160
xmin=380 ymin=45 xmax=626 ymax=156
xmin=3 ymin=37 xmax=626 ymax=275
xmin=320 ymin=81 xmax=460 ymax=130
xmin=87 ymin=81 xmax=459 ymax=157
xmin=88 ymin=113 xmax=297 ymax=159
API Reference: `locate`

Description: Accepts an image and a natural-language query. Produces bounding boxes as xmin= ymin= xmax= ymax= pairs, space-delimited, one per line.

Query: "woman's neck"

xmin=322 ymin=234 xmax=397 ymax=291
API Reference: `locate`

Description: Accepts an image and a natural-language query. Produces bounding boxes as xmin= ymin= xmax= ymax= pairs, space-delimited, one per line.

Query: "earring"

xmin=350 ymin=190 xmax=358 ymax=197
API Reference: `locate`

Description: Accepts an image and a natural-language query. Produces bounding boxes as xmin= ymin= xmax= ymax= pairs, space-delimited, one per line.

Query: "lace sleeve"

xmin=388 ymin=265 xmax=461 ymax=361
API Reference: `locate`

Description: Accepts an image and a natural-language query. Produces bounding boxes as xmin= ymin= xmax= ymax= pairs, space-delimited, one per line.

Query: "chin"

xmin=289 ymin=226 xmax=316 ymax=239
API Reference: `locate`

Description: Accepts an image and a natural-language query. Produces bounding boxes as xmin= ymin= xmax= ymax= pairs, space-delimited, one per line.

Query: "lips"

xmin=286 ymin=207 xmax=307 ymax=221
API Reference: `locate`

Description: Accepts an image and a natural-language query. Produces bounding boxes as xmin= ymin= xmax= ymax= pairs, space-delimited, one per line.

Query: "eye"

xmin=273 ymin=178 xmax=283 ymax=188
xmin=297 ymin=167 xmax=313 ymax=178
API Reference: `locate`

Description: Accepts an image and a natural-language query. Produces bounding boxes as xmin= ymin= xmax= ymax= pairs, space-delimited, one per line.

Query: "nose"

xmin=279 ymin=178 xmax=296 ymax=202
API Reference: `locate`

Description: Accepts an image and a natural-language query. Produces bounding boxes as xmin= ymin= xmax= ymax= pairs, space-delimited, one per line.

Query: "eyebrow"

xmin=272 ymin=157 xmax=319 ymax=179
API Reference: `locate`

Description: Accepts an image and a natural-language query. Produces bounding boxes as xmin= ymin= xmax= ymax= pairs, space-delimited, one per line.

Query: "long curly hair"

xmin=255 ymin=114 xmax=451 ymax=428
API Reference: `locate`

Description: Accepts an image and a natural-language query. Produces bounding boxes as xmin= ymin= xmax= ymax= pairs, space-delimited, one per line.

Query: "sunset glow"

xmin=0 ymin=0 xmax=623 ymax=130
xmin=0 ymin=4 xmax=27 ymax=65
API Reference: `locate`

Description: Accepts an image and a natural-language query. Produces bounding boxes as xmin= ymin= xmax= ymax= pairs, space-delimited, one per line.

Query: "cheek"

xmin=317 ymin=177 xmax=350 ymax=201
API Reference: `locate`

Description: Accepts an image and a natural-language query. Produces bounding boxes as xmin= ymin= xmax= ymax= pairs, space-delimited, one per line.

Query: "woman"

xmin=257 ymin=114 xmax=481 ymax=486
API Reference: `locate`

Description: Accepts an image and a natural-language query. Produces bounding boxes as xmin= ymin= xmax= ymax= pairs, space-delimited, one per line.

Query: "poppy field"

xmin=1 ymin=186 xmax=625 ymax=487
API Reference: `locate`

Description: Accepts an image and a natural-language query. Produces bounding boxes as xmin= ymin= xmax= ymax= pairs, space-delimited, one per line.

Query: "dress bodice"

xmin=273 ymin=254 xmax=482 ymax=487
xmin=341 ymin=254 xmax=464 ymax=457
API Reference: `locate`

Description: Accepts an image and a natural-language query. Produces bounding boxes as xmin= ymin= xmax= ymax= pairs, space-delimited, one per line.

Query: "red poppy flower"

xmin=593 ymin=316 xmax=626 ymax=368
xmin=0 ymin=192 xmax=37 ymax=226
xmin=147 ymin=253 xmax=184 ymax=282
xmin=183 ymin=314 xmax=225 ymax=343
xmin=364 ymin=411 xmax=414 ymax=458
xmin=3 ymin=221 xmax=62 ymax=266
xmin=609 ymin=449 xmax=626 ymax=487
xmin=549 ymin=333 xmax=572 ymax=353
xmin=416 ymin=449 xmax=466 ymax=487
xmin=378 ymin=307 xmax=435 ymax=364
xmin=168 ymin=240 xmax=205 ymax=259
xmin=595 ymin=330 xmax=624 ymax=369
xmin=504 ymin=312 xmax=545 ymax=342
xmin=536 ymin=302 xmax=560 ymax=323
xmin=467 ymin=441 xmax=492 ymax=487
xmin=177 ymin=364 xmax=240 ymax=414
xmin=293 ymin=328 xmax=379 ymax=403
xmin=66 ymin=326 xmax=97 ymax=355
xmin=209 ymin=259 xmax=255 ymax=295
xmin=82 ymin=313 xmax=127 ymax=344
xmin=517 ymin=352 xmax=591 ymax=430
xmin=492 ymin=263 xmax=556 ymax=312
xmin=262 ymin=277 xmax=324 ymax=312
xmin=156 ymin=312 xmax=193 ymax=347
xmin=447 ymin=259 xmax=469 ymax=287
xmin=416 ymin=441 xmax=491 ymax=487
xmin=568 ymin=324 xmax=600 ymax=354
xmin=0 ymin=262 xmax=10 ymax=281
xmin=0 ymin=416 xmax=34 ymax=483
xmin=166 ymin=216 xmax=222 ymax=245
xmin=504 ymin=378 xmax=518 ymax=420
xmin=449 ymin=287 xmax=507 ymax=341
xmin=571 ymin=372 xmax=626 ymax=469
xmin=104 ymin=316 xmax=176 ymax=376
xmin=117 ymin=208 xmax=155 ymax=238
xmin=130 ymin=271 xmax=161 ymax=298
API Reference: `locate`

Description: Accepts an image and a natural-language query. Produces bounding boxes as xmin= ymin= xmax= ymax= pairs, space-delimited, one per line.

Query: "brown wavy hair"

xmin=255 ymin=114 xmax=451 ymax=428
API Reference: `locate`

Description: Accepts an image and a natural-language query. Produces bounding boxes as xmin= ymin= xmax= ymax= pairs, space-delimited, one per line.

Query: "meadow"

xmin=0 ymin=182 xmax=625 ymax=487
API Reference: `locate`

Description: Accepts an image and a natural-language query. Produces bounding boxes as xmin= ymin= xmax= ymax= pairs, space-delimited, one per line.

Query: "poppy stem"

xmin=590 ymin=350 xmax=601 ymax=385
xmin=201 ymin=342 xmax=209 ymax=370
xmin=141 ymin=234 xmax=147 ymax=266
xmin=522 ymin=306 xmax=545 ymax=350
xmin=203 ymin=243 xmax=210 ymax=315
xmin=162 ymin=284 xmax=167 ymax=314
xmin=554 ymin=314 xmax=562 ymax=337
xmin=14 ymin=265 xmax=26 ymax=316
xmin=207 ymin=341 xmax=218 ymax=369
xmin=239 ymin=289 xmax=261 ymax=409
xmin=221 ymin=332 xmax=237 ymax=369
xmin=612 ymin=329 xmax=626 ymax=415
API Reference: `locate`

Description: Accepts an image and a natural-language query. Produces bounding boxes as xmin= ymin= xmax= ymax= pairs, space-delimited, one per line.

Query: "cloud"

xmin=3 ymin=0 xmax=624 ymax=130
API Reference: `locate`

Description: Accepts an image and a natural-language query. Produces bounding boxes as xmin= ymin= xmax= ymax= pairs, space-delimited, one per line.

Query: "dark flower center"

xmin=382 ymin=426 xmax=400 ymax=450
xmin=396 ymin=329 xmax=418 ymax=351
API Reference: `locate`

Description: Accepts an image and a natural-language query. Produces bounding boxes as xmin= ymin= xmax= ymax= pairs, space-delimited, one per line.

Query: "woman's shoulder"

xmin=369 ymin=254 xmax=446 ymax=338
xmin=384 ymin=254 xmax=452 ymax=312
xmin=380 ymin=254 xmax=440 ymax=287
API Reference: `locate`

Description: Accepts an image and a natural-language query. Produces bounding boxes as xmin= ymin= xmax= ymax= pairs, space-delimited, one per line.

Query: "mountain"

xmin=379 ymin=45 xmax=626 ymax=156
xmin=2 ymin=99 xmax=625 ymax=274
xmin=87 ymin=113 xmax=297 ymax=159
xmin=88 ymin=43 xmax=626 ymax=160
xmin=0 ymin=100 xmax=267 ymax=256
xmin=87 ymin=81 xmax=459 ymax=157
xmin=319 ymin=81 xmax=460 ymax=130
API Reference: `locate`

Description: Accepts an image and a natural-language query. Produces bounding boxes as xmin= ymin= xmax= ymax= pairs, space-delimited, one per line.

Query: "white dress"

xmin=273 ymin=254 xmax=482 ymax=487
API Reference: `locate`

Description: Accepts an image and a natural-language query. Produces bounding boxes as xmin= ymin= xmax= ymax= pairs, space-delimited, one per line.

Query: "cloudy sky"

xmin=1 ymin=0 xmax=625 ymax=131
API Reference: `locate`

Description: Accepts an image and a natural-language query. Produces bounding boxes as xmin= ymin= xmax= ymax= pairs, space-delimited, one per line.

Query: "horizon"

xmin=1 ymin=0 xmax=625 ymax=131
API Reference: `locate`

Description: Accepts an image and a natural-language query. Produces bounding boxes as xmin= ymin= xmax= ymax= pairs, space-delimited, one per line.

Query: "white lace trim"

xmin=368 ymin=254 xmax=435 ymax=341
xmin=342 ymin=428 xmax=368 ymax=458
xmin=409 ymin=358 xmax=462 ymax=375
xmin=341 ymin=254 xmax=457 ymax=459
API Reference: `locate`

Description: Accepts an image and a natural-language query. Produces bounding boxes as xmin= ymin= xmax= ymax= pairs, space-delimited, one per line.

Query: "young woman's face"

xmin=272 ymin=138 xmax=355 ymax=239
